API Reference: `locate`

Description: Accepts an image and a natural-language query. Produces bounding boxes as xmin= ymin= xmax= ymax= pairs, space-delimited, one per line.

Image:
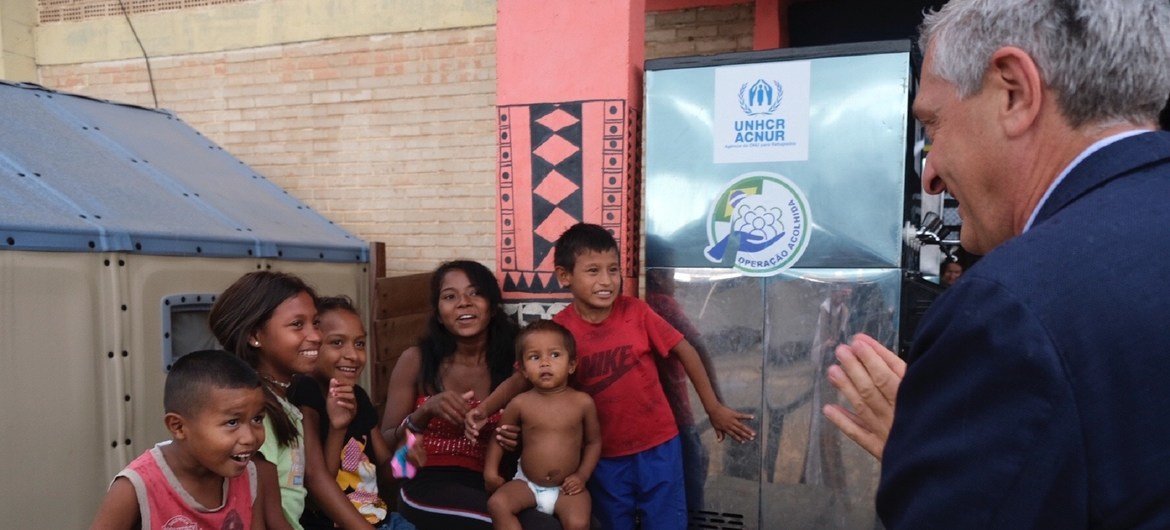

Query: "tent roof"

xmin=0 ymin=82 xmax=367 ymax=263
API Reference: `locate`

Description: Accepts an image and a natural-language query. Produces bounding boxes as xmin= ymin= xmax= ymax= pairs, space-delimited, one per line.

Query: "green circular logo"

xmin=704 ymin=172 xmax=812 ymax=276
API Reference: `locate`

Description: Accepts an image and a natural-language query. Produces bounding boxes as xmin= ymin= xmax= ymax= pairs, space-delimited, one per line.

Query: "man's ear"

xmin=165 ymin=412 xmax=187 ymax=440
xmin=987 ymin=46 xmax=1044 ymax=137
xmin=555 ymin=266 xmax=571 ymax=288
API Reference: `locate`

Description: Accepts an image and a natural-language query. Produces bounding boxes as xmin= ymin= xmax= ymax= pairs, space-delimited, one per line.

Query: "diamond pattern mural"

xmin=497 ymin=99 xmax=639 ymax=303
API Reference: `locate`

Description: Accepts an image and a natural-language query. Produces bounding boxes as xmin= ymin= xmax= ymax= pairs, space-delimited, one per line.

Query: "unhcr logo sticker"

xmin=704 ymin=172 xmax=811 ymax=276
xmin=739 ymin=79 xmax=783 ymax=116
xmin=713 ymin=61 xmax=810 ymax=163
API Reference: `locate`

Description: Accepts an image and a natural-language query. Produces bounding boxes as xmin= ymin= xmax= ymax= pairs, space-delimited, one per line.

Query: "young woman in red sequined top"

xmin=380 ymin=260 xmax=561 ymax=530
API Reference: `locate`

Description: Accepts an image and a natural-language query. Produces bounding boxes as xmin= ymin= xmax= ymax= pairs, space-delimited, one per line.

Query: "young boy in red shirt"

xmin=548 ymin=223 xmax=755 ymax=529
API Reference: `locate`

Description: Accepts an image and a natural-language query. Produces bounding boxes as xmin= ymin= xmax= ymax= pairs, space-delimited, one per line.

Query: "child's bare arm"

xmin=300 ymin=407 xmax=376 ymax=530
xmin=465 ymin=370 xmax=530 ymax=441
xmin=484 ymin=397 xmax=523 ymax=493
xmin=254 ymin=456 xmax=294 ymax=530
xmin=88 ymin=477 xmax=139 ymax=530
xmin=321 ymin=425 xmax=348 ymax=480
xmin=483 ymin=439 xmax=505 ymax=493
xmin=323 ymin=379 xmax=357 ymax=475
xmin=367 ymin=422 xmax=396 ymax=485
xmin=691 ymin=336 xmax=724 ymax=401
xmin=381 ymin=347 xmax=421 ymax=449
xmin=562 ymin=394 xmax=601 ymax=496
xmin=674 ymin=338 xmax=757 ymax=442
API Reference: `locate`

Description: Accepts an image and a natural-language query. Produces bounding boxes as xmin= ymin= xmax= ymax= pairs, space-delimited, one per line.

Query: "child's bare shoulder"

xmin=516 ymin=388 xmax=592 ymax=409
xmin=508 ymin=390 xmax=538 ymax=410
xmin=564 ymin=388 xmax=595 ymax=407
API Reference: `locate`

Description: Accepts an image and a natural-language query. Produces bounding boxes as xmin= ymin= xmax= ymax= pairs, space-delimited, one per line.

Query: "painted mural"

xmin=497 ymin=99 xmax=640 ymax=312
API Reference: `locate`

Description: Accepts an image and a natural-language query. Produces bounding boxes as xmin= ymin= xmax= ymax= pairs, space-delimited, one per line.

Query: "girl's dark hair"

xmin=208 ymin=271 xmax=317 ymax=448
xmin=317 ymin=295 xmax=359 ymax=317
xmin=417 ymin=260 xmax=518 ymax=395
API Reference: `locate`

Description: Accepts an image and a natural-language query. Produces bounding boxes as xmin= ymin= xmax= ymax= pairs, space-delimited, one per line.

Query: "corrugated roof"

xmin=0 ymin=81 xmax=367 ymax=263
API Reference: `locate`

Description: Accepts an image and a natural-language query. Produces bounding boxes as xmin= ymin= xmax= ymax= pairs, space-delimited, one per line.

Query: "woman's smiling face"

xmin=436 ymin=269 xmax=491 ymax=339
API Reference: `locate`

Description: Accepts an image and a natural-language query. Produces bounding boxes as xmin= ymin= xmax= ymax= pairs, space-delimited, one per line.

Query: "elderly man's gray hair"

xmin=920 ymin=0 xmax=1170 ymax=128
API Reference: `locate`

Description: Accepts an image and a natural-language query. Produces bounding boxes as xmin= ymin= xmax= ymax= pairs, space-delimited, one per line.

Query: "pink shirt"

xmin=115 ymin=443 xmax=256 ymax=530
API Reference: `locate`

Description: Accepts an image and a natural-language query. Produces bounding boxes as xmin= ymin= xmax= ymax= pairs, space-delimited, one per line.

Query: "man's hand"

xmin=822 ymin=333 xmax=905 ymax=460
xmin=707 ymin=404 xmax=756 ymax=443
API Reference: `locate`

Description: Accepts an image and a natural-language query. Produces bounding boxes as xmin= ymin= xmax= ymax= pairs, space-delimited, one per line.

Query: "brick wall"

xmin=40 ymin=26 xmax=499 ymax=274
xmin=38 ymin=0 xmax=253 ymax=23
xmin=37 ymin=4 xmax=753 ymax=274
xmin=646 ymin=3 xmax=754 ymax=60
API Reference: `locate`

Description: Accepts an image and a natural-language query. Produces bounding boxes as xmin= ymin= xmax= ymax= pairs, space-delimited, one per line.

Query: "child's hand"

xmin=464 ymin=406 xmax=487 ymax=441
xmin=326 ymin=378 xmax=357 ymax=431
xmin=561 ymin=473 xmax=585 ymax=495
xmin=484 ymin=473 xmax=505 ymax=493
xmin=708 ymin=403 xmax=756 ymax=443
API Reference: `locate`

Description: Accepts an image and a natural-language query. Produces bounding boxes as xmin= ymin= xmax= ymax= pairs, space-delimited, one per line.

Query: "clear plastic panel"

xmin=760 ymin=267 xmax=898 ymax=528
xmin=646 ymin=268 xmax=763 ymax=528
xmin=648 ymin=267 xmax=899 ymax=528
xmin=645 ymin=50 xmax=910 ymax=270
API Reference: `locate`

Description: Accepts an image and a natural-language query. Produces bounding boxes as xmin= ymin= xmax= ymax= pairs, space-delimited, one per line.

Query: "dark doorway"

xmin=788 ymin=0 xmax=948 ymax=47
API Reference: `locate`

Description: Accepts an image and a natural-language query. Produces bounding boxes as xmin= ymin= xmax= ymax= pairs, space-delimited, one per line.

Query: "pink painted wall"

xmin=497 ymin=0 xmax=646 ymax=105
xmin=495 ymin=0 xmax=646 ymax=307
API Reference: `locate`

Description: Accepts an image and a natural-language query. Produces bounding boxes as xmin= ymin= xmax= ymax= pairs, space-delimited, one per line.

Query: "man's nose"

xmin=921 ymin=153 xmax=946 ymax=195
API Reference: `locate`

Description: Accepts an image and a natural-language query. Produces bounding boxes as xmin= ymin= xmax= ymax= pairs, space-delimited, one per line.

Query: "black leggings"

xmin=399 ymin=466 xmax=561 ymax=530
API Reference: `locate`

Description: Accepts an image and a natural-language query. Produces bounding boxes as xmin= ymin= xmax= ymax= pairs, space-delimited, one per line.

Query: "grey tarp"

xmin=0 ymin=81 xmax=366 ymax=262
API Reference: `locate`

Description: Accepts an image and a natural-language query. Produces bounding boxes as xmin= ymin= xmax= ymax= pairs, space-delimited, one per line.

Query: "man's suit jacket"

xmin=878 ymin=131 xmax=1170 ymax=529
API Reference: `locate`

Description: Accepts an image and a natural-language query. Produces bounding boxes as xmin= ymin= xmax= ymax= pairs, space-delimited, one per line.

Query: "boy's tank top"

xmin=114 ymin=442 xmax=257 ymax=530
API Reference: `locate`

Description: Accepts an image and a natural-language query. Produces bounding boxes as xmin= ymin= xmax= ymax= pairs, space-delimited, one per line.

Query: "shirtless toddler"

xmin=484 ymin=320 xmax=600 ymax=530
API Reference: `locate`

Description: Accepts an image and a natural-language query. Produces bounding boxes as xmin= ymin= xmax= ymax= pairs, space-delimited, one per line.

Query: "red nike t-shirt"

xmin=554 ymin=295 xmax=683 ymax=457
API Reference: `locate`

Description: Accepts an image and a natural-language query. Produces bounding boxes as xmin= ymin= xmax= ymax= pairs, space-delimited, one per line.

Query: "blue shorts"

xmin=588 ymin=435 xmax=687 ymax=530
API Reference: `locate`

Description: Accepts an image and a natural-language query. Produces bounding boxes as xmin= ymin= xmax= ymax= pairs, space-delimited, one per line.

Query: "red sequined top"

xmin=416 ymin=395 xmax=501 ymax=472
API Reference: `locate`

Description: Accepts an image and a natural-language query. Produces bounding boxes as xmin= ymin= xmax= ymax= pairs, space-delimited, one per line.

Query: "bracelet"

xmin=403 ymin=413 xmax=425 ymax=434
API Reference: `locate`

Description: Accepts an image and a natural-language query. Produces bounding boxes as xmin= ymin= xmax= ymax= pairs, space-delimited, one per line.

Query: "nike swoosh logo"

xmin=578 ymin=349 xmax=639 ymax=396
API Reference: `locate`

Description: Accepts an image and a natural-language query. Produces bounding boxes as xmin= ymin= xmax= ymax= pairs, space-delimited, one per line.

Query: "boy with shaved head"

xmin=91 ymin=350 xmax=268 ymax=529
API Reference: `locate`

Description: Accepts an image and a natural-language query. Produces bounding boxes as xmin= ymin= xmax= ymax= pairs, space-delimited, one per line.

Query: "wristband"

xmin=403 ymin=413 xmax=425 ymax=434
